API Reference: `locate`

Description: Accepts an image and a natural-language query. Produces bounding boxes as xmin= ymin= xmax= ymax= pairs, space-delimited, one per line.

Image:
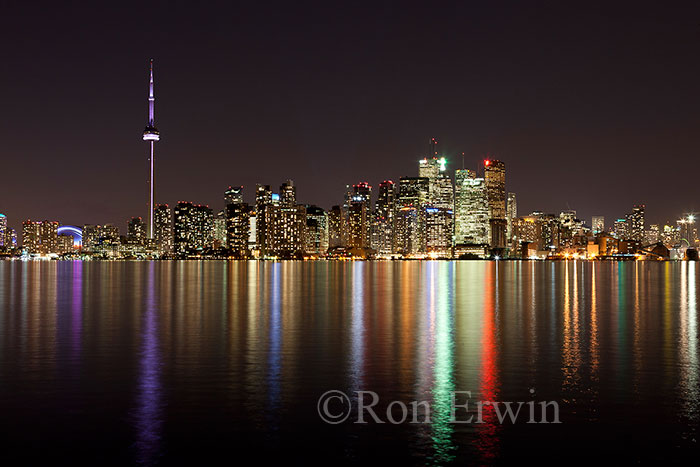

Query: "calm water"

xmin=0 ymin=260 xmax=698 ymax=464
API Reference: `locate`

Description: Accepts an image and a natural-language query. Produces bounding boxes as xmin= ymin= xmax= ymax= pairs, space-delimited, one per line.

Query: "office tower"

xmin=56 ymin=235 xmax=75 ymax=254
xmin=373 ymin=180 xmax=396 ymax=255
xmin=613 ymin=218 xmax=629 ymax=240
xmin=0 ymin=214 xmax=6 ymax=248
xmin=247 ymin=211 xmax=257 ymax=254
xmin=127 ymin=217 xmax=147 ymax=245
xmin=83 ymin=224 xmax=120 ymax=252
xmin=394 ymin=177 xmax=429 ymax=256
xmin=347 ymin=201 xmax=370 ymax=250
xmin=328 ymin=205 xmax=343 ymax=249
xmin=3 ymin=225 xmax=17 ymax=251
xmin=22 ymin=221 xmax=41 ymax=254
xmin=484 ymin=159 xmax=506 ymax=249
xmin=173 ymin=202 xmax=214 ymax=255
xmin=592 ymin=216 xmax=605 ymax=235
xmin=305 ymin=205 xmax=328 ymax=256
xmin=213 ymin=212 xmax=227 ymax=249
xmin=224 ymin=186 xmax=244 ymax=206
xmin=346 ymin=182 xmax=372 ymax=251
xmin=142 ymin=59 xmax=160 ymax=240
xmin=677 ymin=215 xmax=696 ymax=246
xmin=280 ymin=180 xmax=296 ymax=207
xmin=154 ymin=204 xmax=173 ymax=254
xmin=226 ymin=202 xmax=250 ymax=257
xmin=22 ymin=220 xmax=58 ymax=254
xmin=255 ymin=185 xmax=273 ymax=255
xmin=645 ymin=224 xmax=660 ymax=245
xmin=507 ymin=192 xmax=517 ymax=244
xmin=39 ymin=221 xmax=58 ymax=254
xmin=426 ymin=207 xmax=453 ymax=257
xmin=454 ymin=169 xmax=489 ymax=245
xmin=628 ymin=205 xmax=645 ymax=242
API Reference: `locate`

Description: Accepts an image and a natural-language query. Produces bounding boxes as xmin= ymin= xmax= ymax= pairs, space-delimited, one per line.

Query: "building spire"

xmin=148 ymin=58 xmax=155 ymax=126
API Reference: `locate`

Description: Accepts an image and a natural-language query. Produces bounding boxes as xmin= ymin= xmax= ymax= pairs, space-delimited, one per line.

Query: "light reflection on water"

xmin=0 ymin=260 xmax=699 ymax=464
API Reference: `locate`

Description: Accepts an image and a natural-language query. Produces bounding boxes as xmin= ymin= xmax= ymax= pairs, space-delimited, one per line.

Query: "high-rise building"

xmin=305 ymin=205 xmax=328 ymax=256
xmin=394 ymin=177 xmax=429 ymax=256
xmin=347 ymin=182 xmax=372 ymax=251
xmin=22 ymin=220 xmax=58 ymax=254
xmin=591 ymin=216 xmax=605 ymax=235
xmin=22 ymin=221 xmax=40 ymax=254
xmin=628 ymin=205 xmax=645 ymax=242
xmin=154 ymin=204 xmax=173 ymax=254
xmin=83 ymin=224 xmax=120 ymax=253
xmin=454 ymin=169 xmax=489 ymax=245
xmin=213 ymin=212 xmax=227 ymax=249
xmin=613 ymin=218 xmax=629 ymax=240
xmin=484 ymin=159 xmax=506 ymax=249
xmin=372 ymin=180 xmax=396 ymax=255
xmin=226 ymin=202 xmax=250 ymax=257
xmin=173 ymin=202 xmax=214 ymax=255
xmin=255 ymin=185 xmax=273 ymax=255
xmin=224 ymin=186 xmax=244 ymax=205
xmin=328 ymin=205 xmax=343 ymax=249
xmin=127 ymin=217 xmax=147 ymax=245
xmin=507 ymin=192 xmax=517 ymax=244
xmin=142 ymin=59 xmax=160 ymax=240
xmin=0 ymin=214 xmax=6 ymax=248
xmin=56 ymin=235 xmax=75 ymax=254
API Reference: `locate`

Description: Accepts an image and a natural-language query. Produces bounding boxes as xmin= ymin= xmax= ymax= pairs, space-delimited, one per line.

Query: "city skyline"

xmin=1 ymin=4 xmax=699 ymax=232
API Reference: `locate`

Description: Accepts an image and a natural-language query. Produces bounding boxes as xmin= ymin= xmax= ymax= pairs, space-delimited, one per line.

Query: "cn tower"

xmin=142 ymin=59 xmax=160 ymax=239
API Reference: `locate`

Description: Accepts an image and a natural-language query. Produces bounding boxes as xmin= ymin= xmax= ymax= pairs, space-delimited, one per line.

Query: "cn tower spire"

xmin=143 ymin=59 xmax=160 ymax=241
xmin=148 ymin=59 xmax=155 ymax=126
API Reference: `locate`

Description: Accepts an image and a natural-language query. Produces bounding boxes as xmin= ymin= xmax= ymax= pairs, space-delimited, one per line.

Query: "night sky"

xmin=1 ymin=2 xmax=699 ymax=233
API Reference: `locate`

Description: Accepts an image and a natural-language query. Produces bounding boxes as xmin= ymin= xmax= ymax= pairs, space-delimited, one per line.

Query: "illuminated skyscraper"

xmin=454 ymin=169 xmax=488 ymax=245
xmin=0 ymin=214 xmax=6 ymax=248
xmin=628 ymin=204 xmax=645 ymax=242
xmin=372 ymin=180 xmax=396 ymax=255
xmin=591 ymin=216 xmax=605 ymax=234
xmin=226 ymin=202 xmax=251 ymax=257
xmin=328 ymin=205 xmax=343 ymax=249
xmin=394 ymin=177 xmax=429 ymax=256
xmin=484 ymin=159 xmax=506 ymax=249
xmin=305 ymin=205 xmax=328 ymax=256
xmin=224 ymin=186 xmax=244 ymax=205
xmin=348 ymin=182 xmax=372 ymax=251
xmin=127 ymin=217 xmax=147 ymax=245
xmin=154 ymin=204 xmax=173 ymax=253
xmin=142 ymin=59 xmax=160 ymax=240
xmin=173 ymin=202 xmax=214 ymax=255
xmin=22 ymin=220 xmax=58 ymax=254
xmin=506 ymin=192 xmax=517 ymax=244
xmin=255 ymin=185 xmax=273 ymax=255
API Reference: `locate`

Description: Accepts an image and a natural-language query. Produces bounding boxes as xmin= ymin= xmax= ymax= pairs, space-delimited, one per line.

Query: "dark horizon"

xmin=1 ymin=2 xmax=699 ymax=233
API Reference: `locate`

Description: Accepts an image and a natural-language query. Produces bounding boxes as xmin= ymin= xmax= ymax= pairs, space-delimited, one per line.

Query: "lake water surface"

xmin=0 ymin=260 xmax=698 ymax=464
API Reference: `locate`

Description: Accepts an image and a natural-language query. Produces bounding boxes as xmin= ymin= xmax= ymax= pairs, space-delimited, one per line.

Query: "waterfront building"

xmin=454 ymin=169 xmax=489 ymax=246
xmin=328 ymin=205 xmax=343 ymax=249
xmin=628 ymin=205 xmax=645 ymax=242
xmin=154 ymin=204 xmax=173 ymax=254
xmin=224 ymin=186 xmax=244 ymax=205
xmin=226 ymin=202 xmax=250 ymax=257
xmin=592 ymin=216 xmax=605 ymax=234
xmin=305 ymin=205 xmax=328 ymax=256
xmin=394 ymin=176 xmax=429 ymax=256
xmin=484 ymin=159 xmax=506 ymax=249
xmin=173 ymin=202 xmax=214 ymax=255
xmin=127 ymin=217 xmax=147 ymax=245
xmin=372 ymin=180 xmax=396 ymax=256
xmin=0 ymin=214 xmax=5 ymax=248
xmin=507 ymin=192 xmax=517 ymax=244
xmin=255 ymin=185 xmax=273 ymax=255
